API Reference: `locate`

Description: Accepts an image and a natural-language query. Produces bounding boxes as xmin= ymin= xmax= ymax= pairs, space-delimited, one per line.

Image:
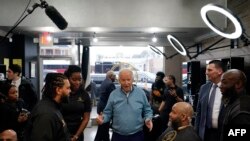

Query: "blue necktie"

xmin=206 ymin=84 xmax=218 ymax=128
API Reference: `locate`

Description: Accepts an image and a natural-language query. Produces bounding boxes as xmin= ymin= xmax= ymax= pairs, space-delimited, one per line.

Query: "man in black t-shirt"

xmin=158 ymin=75 xmax=184 ymax=132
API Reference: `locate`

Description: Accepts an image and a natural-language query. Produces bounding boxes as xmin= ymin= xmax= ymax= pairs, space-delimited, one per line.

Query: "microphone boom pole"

xmin=0 ymin=0 xmax=68 ymax=44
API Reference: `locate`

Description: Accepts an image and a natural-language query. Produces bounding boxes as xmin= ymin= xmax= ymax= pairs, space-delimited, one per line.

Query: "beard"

xmin=61 ymin=95 xmax=69 ymax=103
xmin=169 ymin=118 xmax=182 ymax=130
xmin=221 ymin=86 xmax=238 ymax=104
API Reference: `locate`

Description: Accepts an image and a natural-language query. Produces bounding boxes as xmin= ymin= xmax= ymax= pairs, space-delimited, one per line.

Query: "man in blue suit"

xmin=195 ymin=60 xmax=225 ymax=141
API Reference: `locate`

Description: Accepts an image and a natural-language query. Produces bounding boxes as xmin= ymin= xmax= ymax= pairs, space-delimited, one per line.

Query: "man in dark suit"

xmin=94 ymin=71 xmax=116 ymax=141
xmin=6 ymin=64 xmax=37 ymax=111
xmin=195 ymin=60 xmax=225 ymax=141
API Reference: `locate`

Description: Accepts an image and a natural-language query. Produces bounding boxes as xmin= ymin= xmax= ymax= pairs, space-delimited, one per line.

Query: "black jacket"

xmin=30 ymin=98 xmax=70 ymax=141
xmin=219 ymin=93 xmax=250 ymax=141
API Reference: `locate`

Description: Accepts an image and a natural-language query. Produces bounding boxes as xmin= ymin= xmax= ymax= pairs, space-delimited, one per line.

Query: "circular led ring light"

xmin=201 ymin=4 xmax=242 ymax=39
xmin=167 ymin=35 xmax=187 ymax=56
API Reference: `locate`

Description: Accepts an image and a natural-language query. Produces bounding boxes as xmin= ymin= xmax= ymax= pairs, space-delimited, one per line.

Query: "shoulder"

xmin=78 ymin=89 xmax=90 ymax=99
xmin=133 ymin=87 xmax=146 ymax=95
xmin=230 ymin=96 xmax=250 ymax=120
xmin=20 ymin=78 xmax=34 ymax=88
xmin=177 ymin=127 xmax=201 ymax=141
xmin=175 ymin=86 xmax=183 ymax=92
xmin=33 ymin=100 xmax=57 ymax=113
xmin=109 ymin=88 xmax=121 ymax=97
xmin=158 ymin=127 xmax=177 ymax=141
xmin=21 ymin=78 xmax=32 ymax=84
xmin=201 ymin=82 xmax=212 ymax=88
xmin=199 ymin=82 xmax=212 ymax=93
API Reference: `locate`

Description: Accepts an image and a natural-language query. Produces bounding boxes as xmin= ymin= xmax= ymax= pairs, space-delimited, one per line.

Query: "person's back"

xmin=29 ymin=73 xmax=71 ymax=141
xmin=30 ymin=98 xmax=69 ymax=141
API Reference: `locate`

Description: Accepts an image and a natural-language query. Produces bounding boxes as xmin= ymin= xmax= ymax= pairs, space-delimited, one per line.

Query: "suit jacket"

xmin=195 ymin=81 xmax=213 ymax=141
xmin=97 ymin=78 xmax=116 ymax=114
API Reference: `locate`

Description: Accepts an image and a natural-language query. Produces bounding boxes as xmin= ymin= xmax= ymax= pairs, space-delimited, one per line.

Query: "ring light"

xmin=167 ymin=35 xmax=187 ymax=56
xmin=201 ymin=4 xmax=242 ymax=39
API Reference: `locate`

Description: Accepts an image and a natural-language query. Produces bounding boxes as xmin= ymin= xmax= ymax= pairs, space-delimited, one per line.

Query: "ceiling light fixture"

xmin=93 ymin=32 xmax=98 ymax=42
xmin=46 ymin=34 xmax=52 ymax=42
xmin=167 ymin=35 xmax=187 ymax=56
xmin=201 ymin=4 xmax=243 ymax=39
xmin=152 ymin=33 xmax=157 ymax=42
xmin=148 ymin=44 xmax=168 ymax=60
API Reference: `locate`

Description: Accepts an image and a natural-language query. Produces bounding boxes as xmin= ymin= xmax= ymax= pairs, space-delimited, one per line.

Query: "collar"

xmin=121 ymin=86 xmax=134 ymax=95
xmin=177 ymin=125 xmax=191 ymax=131
xmin=12 ymin=77 xmax=21 ymax=83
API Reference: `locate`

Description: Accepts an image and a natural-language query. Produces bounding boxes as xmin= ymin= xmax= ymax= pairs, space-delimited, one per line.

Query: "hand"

xmin=70 ymin=135 xmax=78 ymax=141
xmin=169 ymin=89 xmax=177 ymax=98
xmin=96 ymin=112 xmax=104 ymax=125
xmin=18 ymin=112 xmax=28 ymax=123
xmin=145 ymin=119 xmax=153 ymax=132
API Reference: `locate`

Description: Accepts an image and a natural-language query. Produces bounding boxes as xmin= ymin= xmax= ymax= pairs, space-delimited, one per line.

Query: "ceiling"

xmin=0 ymin=0 xmax=221 ymax=47
xmin=0 ymin=26 xmax=213 ymax=47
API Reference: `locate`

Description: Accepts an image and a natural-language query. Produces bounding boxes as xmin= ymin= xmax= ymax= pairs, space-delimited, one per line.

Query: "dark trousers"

xmin=111 ymin=131 xmax=144 ymax=141
xmin=204 ymin=128 xmax=219 ymax=141
xmin=94 ymin=122 xmax=110 ymax=141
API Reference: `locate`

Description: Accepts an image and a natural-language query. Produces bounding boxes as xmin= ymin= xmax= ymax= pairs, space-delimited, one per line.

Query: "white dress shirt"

xmin=209 ymin=82 xmax=222 ymax=128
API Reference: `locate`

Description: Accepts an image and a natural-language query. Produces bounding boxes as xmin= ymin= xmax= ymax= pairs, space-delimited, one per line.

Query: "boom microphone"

xmin=45 ymin=6 xmax=68 ymax=30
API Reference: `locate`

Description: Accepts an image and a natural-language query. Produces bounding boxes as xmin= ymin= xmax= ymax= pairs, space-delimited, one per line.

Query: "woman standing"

xmin=62 ymin=65 xmax=92 ymax=141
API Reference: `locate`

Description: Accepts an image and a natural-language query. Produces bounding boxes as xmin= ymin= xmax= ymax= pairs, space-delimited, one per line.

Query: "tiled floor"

xmin=84 ymin=106 xmax=112 ymax=141
xmin=84 ymin=106 xmax=98 ymax=141
xmin=84 ymin=125 xmax=98 ymax=141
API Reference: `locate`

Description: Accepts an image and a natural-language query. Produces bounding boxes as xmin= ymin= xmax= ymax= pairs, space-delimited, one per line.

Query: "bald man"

xmin=157 ymin=102 xmax=201 ymax=141
xmin=218 ymin=69 xmax=250 ymax=141
xmin=0 ymin=129 xmax=17 ymax=141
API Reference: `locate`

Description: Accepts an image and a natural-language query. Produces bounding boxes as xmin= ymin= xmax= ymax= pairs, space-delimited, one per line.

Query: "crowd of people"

xmin=1 ymin=61 xmax=250 ymax=141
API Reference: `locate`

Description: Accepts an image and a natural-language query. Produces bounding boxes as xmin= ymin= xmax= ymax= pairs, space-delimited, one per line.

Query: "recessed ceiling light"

xmin=152 ymin=33 xmax=157 ymax=42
